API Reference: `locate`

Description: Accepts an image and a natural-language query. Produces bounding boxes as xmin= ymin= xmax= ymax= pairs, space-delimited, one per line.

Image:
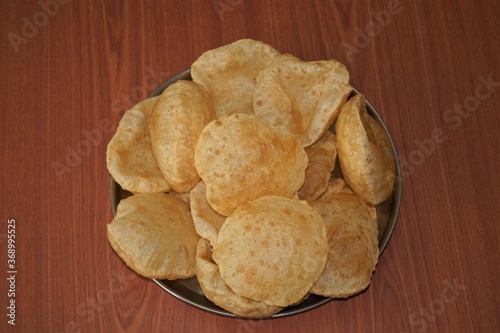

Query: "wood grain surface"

xmin=1 ymin=0 xmax=499 ymax=332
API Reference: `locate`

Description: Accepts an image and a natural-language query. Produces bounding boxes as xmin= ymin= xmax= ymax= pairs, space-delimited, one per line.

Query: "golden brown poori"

xmin=253 ymin=54 xmax=352 ymax=147
xmin=106 ymin=96 xmax=170 ymax=194
xmin=107 ymin=193 xmax=200 ymax=280
xmin=196 ymin=239 xmax=283 ymax=318
xmin=189 ymin=181 xmax=226 ymax=246
xmin=212 ymin=196 xmax=328 ymax=307
xmin=191 ymin=39 xmax=280 ymax=118
xmin=335 ymin=94 xmax=396 ymax=205
xmin=310 ymin=192 xmax=378 ymax=298
xmin=194 ymin=113 xmax=308 ymax=216
xmin=149 ymin=80 xmax=215 ymax=193
xmin=298 ymin=131 xmax=337 ymax=201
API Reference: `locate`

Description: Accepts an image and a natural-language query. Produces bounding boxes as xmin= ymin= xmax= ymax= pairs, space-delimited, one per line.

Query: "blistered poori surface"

xmin=310 ymin=192 xmax=379 ymax=298
xmin=336 ymin=94 xmax=395 ymax=205
xmin=106 ymin=96 xmax=170 ymax=194
xmin=253 ymin=54 xmax=352 ymax=147
xmin=212 ymin=196 xmax=328 ymax=307
xmin=192 ymin=39 xmax=280 ymax=118
xmin=196 ymin=239 xmax=283 ymax=317
xmin=150 ymin=80 xmax=215 ymax=193
xmin=194 ymin=113 xmax=308 ymax=216
xmin=107 ymin=193 xmax=200 ymax=280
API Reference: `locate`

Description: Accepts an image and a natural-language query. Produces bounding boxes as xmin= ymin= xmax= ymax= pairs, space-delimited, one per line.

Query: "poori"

xmin=107 ymin=193 xmax=200 ymax=280
xmin=212 ymin=196 xmax=328 ymax=307
xmin=196 ymin=239 xmax=283 ymax=318
xmin=194 ymin=113 xmax=308 ymax=216
xmin=190 ymin=181 xmax=226 ymax=246
xmin=253 ymin=54 xmax=352 ymax=147
xmin=191 ymin=39 xmax=280 ymax=118
xmin=310 ymin=192 xmax=379 ymax=298
xmin=106 ymin=96 xmax=170 ymax=194
xmin=150 ymin=80 xmax=215 ymax=193
xmin=335 ymin=94 xmax=395 ymax=205
xmin=106 ymin=38 xmax=399 ymax=318
xmin=298 ymin=131 xmax=337 ymax=201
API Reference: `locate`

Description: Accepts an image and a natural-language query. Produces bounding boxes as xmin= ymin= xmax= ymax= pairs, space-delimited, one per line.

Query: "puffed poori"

xmin=253 ymin=54 xmax=352 ymax=147
xmin=194 ymin=113 xmax=308 ymax=216
xmin=107 ymin=193 xmax=199 ymax=280
xmin=106 ymin=96 xmax=170 ymax=194
xmin=150 ymin=80 xmax=215 ymax=193
xmin=212 ymin=196 xmax=328 ymax=307
xmin=310 ymin=192 xmax=379 ymax=298
xmin=335 ymin=94 xmax=395 ymax=205
xmin=191 ymin=39 xmax=280 ymax=118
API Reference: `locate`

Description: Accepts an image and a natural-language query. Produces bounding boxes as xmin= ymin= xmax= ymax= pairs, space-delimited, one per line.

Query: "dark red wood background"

xmin=1 ymin=0 xmax=498 ymax=332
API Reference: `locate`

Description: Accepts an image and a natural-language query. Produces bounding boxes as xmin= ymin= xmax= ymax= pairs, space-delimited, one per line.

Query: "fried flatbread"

xmin=192 ymin=39 xmax=280 ymax=118
xmin=310 ymin=192 xmax=379 ymax=298
xmin=189 ymin=181 xmax=226 ymax=246
xmin=194 ymin=113 xmax=308 ymax=216
xmin=150 ymin=80 xmax=215 ymax=193
xmin=253 ymin=54 xmax=352 ymax=147
xmin=196 ymin=239 xmax=283 ymax=318
xmin=213 ymin=196 xmax=328 ymax=307
xmin=335 ymin=94 xmax=395 ymax=205
xmin=107 ymin=193 xmax=200 ymax=280
xmin=106 ymin=96 xmax=170 ymax=193
xmin=298 ymin=131 xmax=337 ymax=201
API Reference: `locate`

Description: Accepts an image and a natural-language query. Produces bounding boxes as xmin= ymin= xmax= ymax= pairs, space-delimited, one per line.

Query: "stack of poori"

xmin=106 ymin=39 xmax=396 ymax=318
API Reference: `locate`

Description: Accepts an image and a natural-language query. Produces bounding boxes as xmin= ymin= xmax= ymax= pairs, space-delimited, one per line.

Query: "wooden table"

xmin=1 ymin=0 xmax=498 ymax=332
